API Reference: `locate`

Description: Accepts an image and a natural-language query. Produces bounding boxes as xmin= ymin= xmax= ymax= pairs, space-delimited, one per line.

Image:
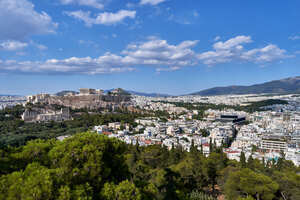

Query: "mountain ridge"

xmin=190 ymin=76 xmax=300 ymax=96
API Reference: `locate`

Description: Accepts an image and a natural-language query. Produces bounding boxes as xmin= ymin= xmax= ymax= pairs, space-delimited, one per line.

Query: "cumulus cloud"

xmin=0 ymin=40 xmax=48 ymax=51
xmin=0 ymin=55 xmax=135 ymax=75
xmin=0 ymin=40 xmax=28 ymax=51
xmin=66 ymin=10 xmax=136 ymax=26
xmin=213 ymin=35 xmax=252 ymax=50
xmin=198 ymin=35 xmax=288 ymax=65
xmin=0 ymin=36 xmax=290 ymax=74
xmin=0 ymin=0 xmax=57 ymax=41
xmin=122 ymin=38 xmax=199 ymax=67
xmin=60 ymin=0 xmax=104 ymax=9
xmin=140 ymin=0 xmax=167 ymax=6
xmin=0 ymin=38 xmax=198 ymax=74
xmin=241 ymin=45 xmax=287 ymax=62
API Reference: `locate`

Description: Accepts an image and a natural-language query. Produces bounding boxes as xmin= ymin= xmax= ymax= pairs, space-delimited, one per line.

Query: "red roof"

xmin=144 ymin=140 xmax=152 ymax=144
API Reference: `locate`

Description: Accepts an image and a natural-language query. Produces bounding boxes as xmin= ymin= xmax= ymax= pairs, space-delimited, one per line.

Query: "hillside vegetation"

xmin=0 ymin=132 xmax=299 ymax=200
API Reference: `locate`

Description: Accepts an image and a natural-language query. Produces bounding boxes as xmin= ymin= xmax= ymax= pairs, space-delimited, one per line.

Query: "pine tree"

xmin=240 ymin=151 xmax=246 ymax=168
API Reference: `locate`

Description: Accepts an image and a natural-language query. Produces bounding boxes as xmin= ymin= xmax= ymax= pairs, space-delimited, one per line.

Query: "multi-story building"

xmin=260 ymin=135 xmax=287 ymax=152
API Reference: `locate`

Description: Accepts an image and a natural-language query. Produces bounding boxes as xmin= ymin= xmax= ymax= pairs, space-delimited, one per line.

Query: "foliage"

xmin=0 ymin=132 xmax=299 ymax=200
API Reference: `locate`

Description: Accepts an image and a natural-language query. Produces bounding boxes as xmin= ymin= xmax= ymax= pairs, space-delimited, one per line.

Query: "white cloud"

xmin=0 ymin=0 xmax=57 ymax=41
xmin=0 ymin=36 xmax=290 ymax=74
xmin=0 ymin=55 xmax=135 ymax=74
xmin=30 ymin=41 xmax=48 ymax=50
xmin=122 ymin=38 xmax=199 ymax=67
xmin=289 ymin=35 xmax=300 ymax=40
xmin=66 ymin=10 xmax=136 ymax=26
xmin=0 ymin=40 xmax=48 ymax=51
xmin=214 ymin=36 xmax=221 ymax=41
xmin=241 ymin=44 xmax=287 ymax=62
xmin=140 ymin=0 xmax=167 ymax=6
xmin=198 ymin=35 xmax=288 ymax=65
xmin=60 ymin=0 xmax=105 ymax=9
xmin=0 ymin=40 xmax=28 ymax=51
xmin=213 ymin=35 xmax=252 ymax=50
xmin=0 ymin=38 xmax=198 ymax=74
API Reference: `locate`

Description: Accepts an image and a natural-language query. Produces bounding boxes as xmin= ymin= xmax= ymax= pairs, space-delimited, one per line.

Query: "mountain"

xmin=104 ymin=89 xmax=172 ymax=97
xmin=127 ymin=90 xmax=172 ymax=97
xmin=190 ymin=76 xmax=300 ymax=96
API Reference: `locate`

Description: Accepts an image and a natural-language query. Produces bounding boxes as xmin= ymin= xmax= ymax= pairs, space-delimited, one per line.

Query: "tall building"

xmin=260 ymin=135 xmax=287 ymax=152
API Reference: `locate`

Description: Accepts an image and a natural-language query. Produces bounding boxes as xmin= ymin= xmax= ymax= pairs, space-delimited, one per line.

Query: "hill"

xmin=105 ymin=89 xmax=172 ymax=97
xmin=127 ymin=90 xmax=172 ymax=97
xmin=190 ymin=76 xmax=300 ymax=96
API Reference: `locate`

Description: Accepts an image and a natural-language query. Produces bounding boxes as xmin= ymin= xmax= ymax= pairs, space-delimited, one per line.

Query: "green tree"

xmin=101 ymin=180 xmax=141 ymax=200
xmin=0 ymin=163 xmax=54 ymax=200
xmin=58 ymin=186 xmax=71 ymax=200
xmin=225 ymin=168 xmax=279 ymax=200
xmin=48 ymin=132 xmax=129 ymax=189
xmin=72 ymin=183 xmax=93 ymax=200
xmin=272 ymin=171 xmax=300 ymax=200
xmin=240 ymin=152 xmax=246 ymax=168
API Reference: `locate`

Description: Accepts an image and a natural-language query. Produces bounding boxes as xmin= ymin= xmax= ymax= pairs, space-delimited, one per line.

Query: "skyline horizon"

xmin=1 ymin=74 xmax=299 ymax=96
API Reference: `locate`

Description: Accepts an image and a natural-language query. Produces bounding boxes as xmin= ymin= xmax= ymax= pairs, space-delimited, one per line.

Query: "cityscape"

xmin=2 ymin=86 xmax=300 ymax=167
xmin=1 ymin=0 xmax=300 ymax=200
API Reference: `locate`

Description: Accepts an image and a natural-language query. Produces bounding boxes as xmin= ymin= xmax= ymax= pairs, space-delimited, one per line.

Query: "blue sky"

xmin=0 ymin=0 xmax=299 ymax=95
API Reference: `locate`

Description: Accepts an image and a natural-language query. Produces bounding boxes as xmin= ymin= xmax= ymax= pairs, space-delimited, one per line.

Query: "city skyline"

xmin=1 ymin=0 xmax=300 ymax=95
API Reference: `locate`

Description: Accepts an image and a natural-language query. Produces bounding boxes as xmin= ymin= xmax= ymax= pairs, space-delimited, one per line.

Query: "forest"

xmin=0 ymin=132 xmax=299 ymax=200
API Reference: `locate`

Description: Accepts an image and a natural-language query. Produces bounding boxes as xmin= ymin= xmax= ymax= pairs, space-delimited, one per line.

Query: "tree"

xmin=48 ymin=132 xmax=129 ymax=189
xmin=58 ymin=186 xmax=71 ymax=200
xmin=247 ymin=155 xmax=254 ymax=169
xmin=190 ymin=139 xmax=198 ymax=155
xmin=272 ymin=171 xmax=300 ymax=200
xmin=240 ymin=152 xmax=246 ymax=168
xmin=225 ymin=168 xmax=279 ymax=200
xmin=101 ymin=180 xmax=142 ymax=200
xmin=72 ymin=183 xmax=93 ymax=200
xmin=209 ymin=138 xmax=213 ymax=153
xmin=172 ymin=156 xmax=205 ymax=191
xmin=0 ymin=163 xmax=54 ymax=200
xmin=115 ymin=180 xmax=142 ymax=200
xmin=149 ymin=168 xmax=181 ymax=200
xmin=15 ymin=139 xmax=55 ymax=167
xmin=204 ymin=154 xmax=218 ymax=193
xmin=276 ymin=150 xmax=286 ymax=170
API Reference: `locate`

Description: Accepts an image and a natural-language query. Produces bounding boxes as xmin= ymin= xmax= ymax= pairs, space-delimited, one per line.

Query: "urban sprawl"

xmin=2 ymin=89 xmax=300 ymax=166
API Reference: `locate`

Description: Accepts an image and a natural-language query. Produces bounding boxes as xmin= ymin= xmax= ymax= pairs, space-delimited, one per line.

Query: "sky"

xmin=0 ymin=0 xmax=300 ymax=95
